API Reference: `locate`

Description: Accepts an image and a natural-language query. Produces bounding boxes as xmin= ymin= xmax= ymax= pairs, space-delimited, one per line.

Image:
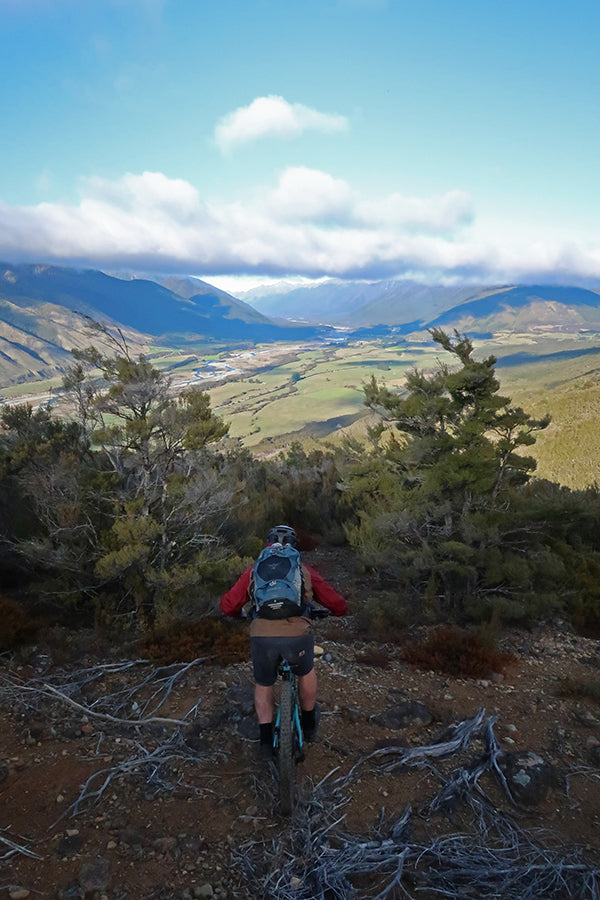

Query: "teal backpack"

xmin=252 ymin=543 xmax=304 ymax=619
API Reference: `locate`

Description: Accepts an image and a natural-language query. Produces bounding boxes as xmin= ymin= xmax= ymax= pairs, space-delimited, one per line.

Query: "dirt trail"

xmin=1 ymin=555 xmax=600 ymax=898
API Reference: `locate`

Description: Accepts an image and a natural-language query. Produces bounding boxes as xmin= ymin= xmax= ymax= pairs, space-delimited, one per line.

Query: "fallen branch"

xmin=233 ymin=711 xmax=600 ymax=900
xmin=54 ymin=732 xmax=224 ymax=824
xmin=0 ymin=656 xmax=224 ymax=823
xmin=0 ymin=829 xmax=42 ymax=861
xmin=41 ymin=682 xmax=188 ymax=726
xmin=0 ymin=657 xmax=211 ymax=727
xmin=367 ymin=707 xmax=488 ymax=770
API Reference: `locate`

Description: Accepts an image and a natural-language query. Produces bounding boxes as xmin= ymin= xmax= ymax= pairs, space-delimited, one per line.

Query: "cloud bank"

xmin=215 ymin=96 xmax=349 ymax=152
xmin=1 ymin=167 xmax=599 ymax=285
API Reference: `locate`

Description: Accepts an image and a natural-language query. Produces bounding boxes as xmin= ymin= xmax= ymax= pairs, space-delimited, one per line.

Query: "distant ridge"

xmin=241 ymin=279 xmax=600 ymax=333
xmin=0 ymin=262 xmax=329 ymax=387
xmin=2 ymin=261 xmax=600 ymax=389
xmin=426 ymin=285 xmax=600 ymax=333
xmin=241 ymin=278 xmax=510 ymax=326
xmin=0 ymin=263 xmax=324 ymax=339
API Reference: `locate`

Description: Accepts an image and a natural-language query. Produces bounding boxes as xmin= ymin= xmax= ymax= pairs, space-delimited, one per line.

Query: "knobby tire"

xmin=278 ymin=678 xmax=295 ymax=816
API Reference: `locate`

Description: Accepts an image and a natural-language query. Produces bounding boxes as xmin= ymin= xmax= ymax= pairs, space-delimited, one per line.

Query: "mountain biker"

xmin=220 ymin=525 xmax=348 ymax=759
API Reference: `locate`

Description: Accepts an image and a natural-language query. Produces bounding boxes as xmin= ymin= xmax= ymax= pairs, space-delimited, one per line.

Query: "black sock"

xmin=302 ymin=709 xmax=315 ymax=731
xmin=259 ymin=722 xmax=273 ymax=744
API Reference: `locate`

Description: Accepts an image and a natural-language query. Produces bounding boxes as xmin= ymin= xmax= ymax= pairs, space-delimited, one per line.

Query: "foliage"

xmin=346 ymin=329 xmax=553 ymax=623
xmin=59 ymin=325 xmax=234 ymax=630
xmin=0 ymin=401 xmax=106 ymax=605
xmin=355 ymin=591 xmax=411 ymax=641
xmin=528 ymin=481 xmax=600 ymax=636
xmin=5 ymin=323 xmax=600 ymax=642
xmin=0 ymin=324 xmax=239 ymax=634
xmin=219 ymin=440 xmax=344 ymax=556
xmin=0 ymin=328 xmax=349 ymax=640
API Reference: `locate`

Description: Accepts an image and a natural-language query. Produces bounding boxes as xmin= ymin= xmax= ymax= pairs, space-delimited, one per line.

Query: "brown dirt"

xmin=2 ymin=549 xmax=600 ymax=899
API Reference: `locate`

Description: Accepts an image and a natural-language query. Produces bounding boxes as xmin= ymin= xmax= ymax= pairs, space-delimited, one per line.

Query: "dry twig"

xmin=0 ymin=828 xmax=42 ymax=861
xmin=0 ymin=657 xmax=210 ymax=726
xmin=234 ymin=710 xmax=600 ymax=900
xmin=0 ymin=657 xmax=221 ymax=822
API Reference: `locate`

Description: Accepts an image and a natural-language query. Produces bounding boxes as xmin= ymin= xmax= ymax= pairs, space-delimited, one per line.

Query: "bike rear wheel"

xmin=278 ymin=678 xmax=296 ymax=816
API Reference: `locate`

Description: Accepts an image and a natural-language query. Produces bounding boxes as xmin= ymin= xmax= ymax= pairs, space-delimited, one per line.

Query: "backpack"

xmin=252 ymin=543 xmax=304 ymax=619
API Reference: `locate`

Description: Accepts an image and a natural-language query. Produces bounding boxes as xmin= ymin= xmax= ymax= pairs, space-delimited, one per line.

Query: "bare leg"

xmin=298 ymin=668 xmax=317 ymax=711
xmin=254 ymin=683 xmax=274 ymax=724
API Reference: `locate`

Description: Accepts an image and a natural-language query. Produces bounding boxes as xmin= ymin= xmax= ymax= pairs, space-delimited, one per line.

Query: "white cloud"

xmin=82 ymin=171 xmax=200 ymax=219
xmin=356 ymin=189 xmax=474 ymax=233
xmin=214 ymin=96 xmax=349 ymax=152
xmin=265 ymin=167 xmax=354 ymax=222
xmin=1 ymin=168 xmax=600 ymax=285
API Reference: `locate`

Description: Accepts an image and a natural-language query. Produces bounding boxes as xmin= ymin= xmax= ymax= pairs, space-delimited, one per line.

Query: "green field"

xmin=206 ymin=341 xmax=433 ymax=447
xmin=203 ymin=333 xmax=600 ymax=489
xmin=3 ymin=331 xmax=600 ymax=489
xmin=496 ymin=337 xmax=600 ymax=489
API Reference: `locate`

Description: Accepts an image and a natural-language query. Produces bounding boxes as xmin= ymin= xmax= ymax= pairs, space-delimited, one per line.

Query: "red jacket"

xmin=220 ymin=562 xmax=347 ymax=618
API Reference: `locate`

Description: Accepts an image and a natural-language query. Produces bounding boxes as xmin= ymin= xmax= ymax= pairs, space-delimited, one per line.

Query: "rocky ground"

xmin=1 ymin=549 xmax=600 ymax=899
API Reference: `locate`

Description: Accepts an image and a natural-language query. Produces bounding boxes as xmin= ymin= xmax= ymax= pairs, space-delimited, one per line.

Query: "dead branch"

xmin=0 ymin=657 xmax=211 ymax=727
xmin=0 ymin=656 xmax=223 ymax=823
xmin=41 ymin=682 xmax=188 ymax=726
xmin=233 ymin=710 xmax=600 ymax=900
xmin=0 ymin=828 xmax=43 ymax=861
xmin=54 ymin=731 xmax=225 ymax=825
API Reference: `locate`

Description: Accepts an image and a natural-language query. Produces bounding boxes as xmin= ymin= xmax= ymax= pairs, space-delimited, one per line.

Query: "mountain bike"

xmin=272 ymin=606 xmax=330 ymax=816
xmin=273 ymin=656 xmax=304 ymax=816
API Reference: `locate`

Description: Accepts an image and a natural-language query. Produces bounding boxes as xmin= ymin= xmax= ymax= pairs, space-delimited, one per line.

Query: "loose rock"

xmin=372 ymin=700 xmax=432 ymax=730
xmin=499 ymin=751 xmax=556 ymax=805
xmin=78 ymin=857 xmax=110 ymax=894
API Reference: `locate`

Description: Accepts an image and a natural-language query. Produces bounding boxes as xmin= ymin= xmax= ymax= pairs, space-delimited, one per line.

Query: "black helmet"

xmin=267 ymin=524 xmax=298 ymax=547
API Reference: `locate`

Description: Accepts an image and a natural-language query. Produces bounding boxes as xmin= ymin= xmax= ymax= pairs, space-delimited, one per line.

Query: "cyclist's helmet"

xmin=266 ymin=524 xmax=298 ymax=547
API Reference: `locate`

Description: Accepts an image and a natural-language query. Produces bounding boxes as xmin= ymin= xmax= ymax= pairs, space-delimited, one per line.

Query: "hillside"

xmin=0 ymin=296 xmax=151 ymax=387
xmin=240 ymin=278 xmax=495 ymax=326
xmin=242 ymin=279 xmax=600 ymax=333
xmin=427 ymin=285 xmax=600 ymax=334
xmin=0 ymin=264 xmax=328 ymax=386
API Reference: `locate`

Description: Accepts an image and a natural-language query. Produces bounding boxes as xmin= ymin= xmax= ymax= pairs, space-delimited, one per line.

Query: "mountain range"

xmin=0 ymin=263 xmax=328 ymax=386
xmin=240 ymin=279 xmax=600 ymax=333
xmin=1 ymin=261 xmax=600 ymax=387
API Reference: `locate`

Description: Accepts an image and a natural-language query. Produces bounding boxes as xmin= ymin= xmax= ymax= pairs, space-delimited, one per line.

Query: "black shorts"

xmin=251 ymin=634 xmax=315 ymax=686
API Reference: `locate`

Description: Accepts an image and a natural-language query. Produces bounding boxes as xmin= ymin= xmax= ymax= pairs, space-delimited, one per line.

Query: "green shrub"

xmin=464 ymin=591 xmax=564 ymax=627
xmin=355 ymin=591 xmax=410 ymax=641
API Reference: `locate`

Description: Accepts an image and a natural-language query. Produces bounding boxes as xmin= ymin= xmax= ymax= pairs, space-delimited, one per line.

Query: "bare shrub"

xmin=0 ymin=597 xmax=41 ymax=651
xmin=143 ymin=618 xmax=249 ymax=666
xmin=403 ymin=625 xmax=515 ymax=678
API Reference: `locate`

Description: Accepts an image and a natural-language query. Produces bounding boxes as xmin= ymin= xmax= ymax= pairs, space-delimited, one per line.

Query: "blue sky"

xmin=1 ymin=0 xmax=599 ymax=290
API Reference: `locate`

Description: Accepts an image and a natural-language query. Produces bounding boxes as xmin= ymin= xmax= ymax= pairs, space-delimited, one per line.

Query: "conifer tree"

xmin=62 ymin=324 xmax=232 ymax=630
xmin=356 ymin=329 xmax=550 ymax=618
